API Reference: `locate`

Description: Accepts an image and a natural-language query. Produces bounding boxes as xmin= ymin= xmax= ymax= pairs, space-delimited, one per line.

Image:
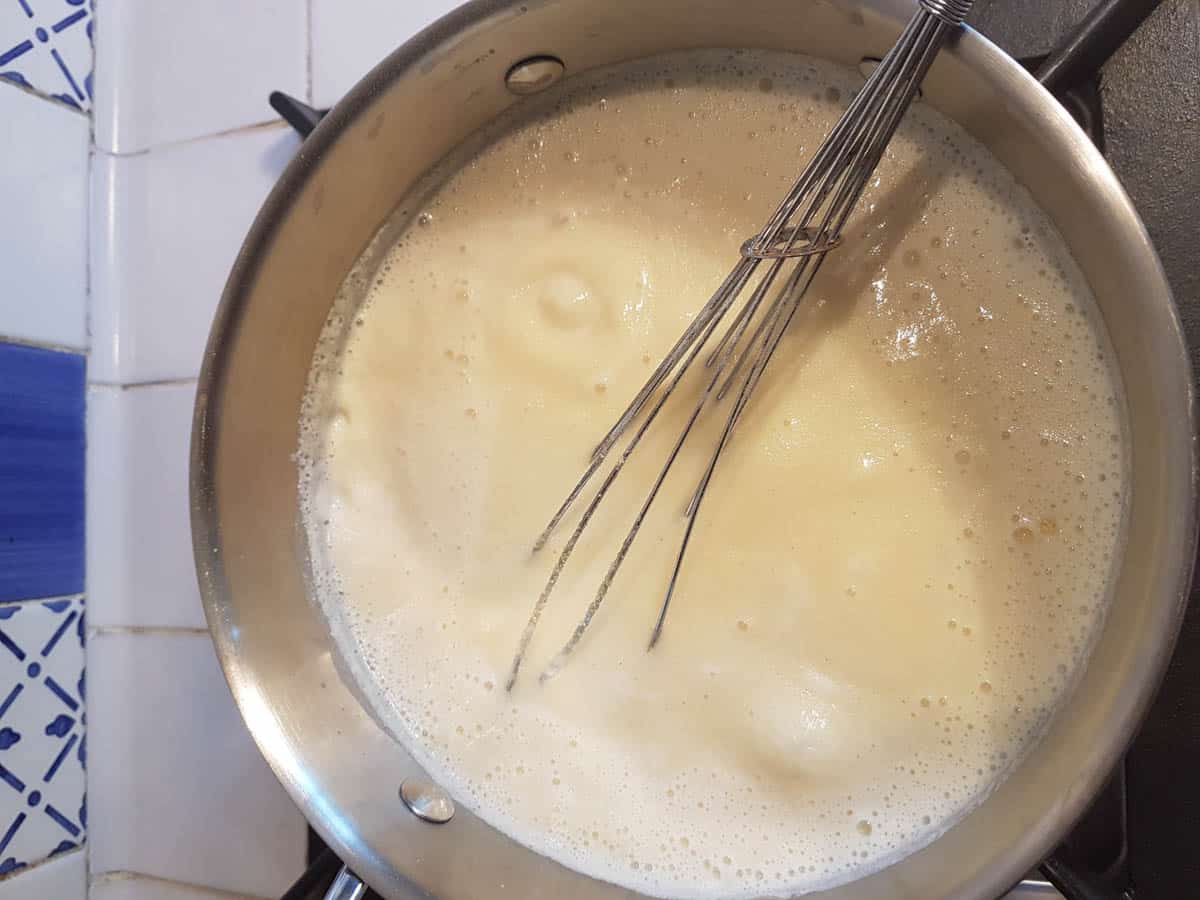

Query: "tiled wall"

xmin=0 ymin=2 xmax=91 ymax=888
xmin=3 ymin=1 xmax=460 ymax=899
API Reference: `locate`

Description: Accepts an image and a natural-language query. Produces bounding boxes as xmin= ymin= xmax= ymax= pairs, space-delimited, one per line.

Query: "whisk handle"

xmin=918 ymin=0 xmax=973 ymax=27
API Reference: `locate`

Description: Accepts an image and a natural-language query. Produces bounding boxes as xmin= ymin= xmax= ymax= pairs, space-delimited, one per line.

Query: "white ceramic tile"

xmin=0 ymin=599 xmax=86 ymax=873
xmin=87 ymin=383 xmax=201 ymax=629
xmin=93 ymin=0 xmax=305 ymax=153
xmin=86 ymin=631 xmax=306 ymax=897
xmin=90 ymin=125 xmax=300 ymax=384
xmin=311 ymin=0 xmax=463 ymax=108
xmin=0 ymin=83 xmax=88 ymax=350
xmin=91 ymin=872 xmax=263 ymax=900
xmin=0 ymin=2 xmax=94 ymax=111
xmin=0 ymin=847 xmax=85 ymax=900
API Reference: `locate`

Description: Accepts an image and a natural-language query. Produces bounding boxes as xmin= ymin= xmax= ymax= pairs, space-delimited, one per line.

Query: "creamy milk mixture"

xmin=301 ymin=51 xmax=1128 ymax=898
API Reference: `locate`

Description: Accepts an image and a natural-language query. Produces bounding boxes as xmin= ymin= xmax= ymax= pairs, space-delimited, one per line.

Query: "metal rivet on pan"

xmin=505 ymin=56 xmax=565 ymax=95
xmin=399 ymin=778 xmax=456 ymax=823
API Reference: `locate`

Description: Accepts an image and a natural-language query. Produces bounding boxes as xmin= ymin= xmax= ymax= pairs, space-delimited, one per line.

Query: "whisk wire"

xmin=509 ymin=260 xmax=762 ymax=688
xmin=508 ymin=1 xmax=970 ymax=689
xmin=586 ymin=258 xmax=760 ymax=466
xmin=540 ymin=257 xmax=795 ymax=674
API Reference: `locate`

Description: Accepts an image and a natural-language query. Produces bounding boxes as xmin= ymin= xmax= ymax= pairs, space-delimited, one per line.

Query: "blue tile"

xmin=0 ymin=343 xmax=84 ymax=602
xmin=0 ymin=0 xmax=94 ymax=111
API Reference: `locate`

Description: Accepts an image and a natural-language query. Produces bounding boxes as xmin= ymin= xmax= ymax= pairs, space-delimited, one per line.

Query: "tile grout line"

xmin=0 ymin=333 xmax=87 ymax=355
xmin=86 ymin=378 xmax=199 ymax=392
xmin=85 ymin=145 xmax=94 ymax=356
xmin=96 ymin=117 xmax=295 ymax=161
xmin=88 ymin=626 xmax=209 ymax=638
xmin=0 ymin=76 xmax=89 ymax=118
xmin=0 ymin=593 xmax=84 ymax=609
xmin=0 ymin=845 xmax=86 ymax=884
xmin=306 ymin=0 xmax=315 ymax=104
xmin=84 ymin=48 xmax=95 ymax=888
xmin=85 ymin=0 xmax=96 ymax=356
xmin=90 ymin=870 xmax=272 ymax=899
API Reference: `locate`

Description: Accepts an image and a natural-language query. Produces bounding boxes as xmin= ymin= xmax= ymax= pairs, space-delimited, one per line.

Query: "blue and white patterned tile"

xmin=0 ymin=1 xmax=94 ymax=111
xmin=0 ymin=597 xmax=85 ymax=877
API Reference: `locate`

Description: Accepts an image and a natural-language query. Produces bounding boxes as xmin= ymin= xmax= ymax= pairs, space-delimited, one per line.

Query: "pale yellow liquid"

xmin=301 ymin=51 xmax=1128 ymax=899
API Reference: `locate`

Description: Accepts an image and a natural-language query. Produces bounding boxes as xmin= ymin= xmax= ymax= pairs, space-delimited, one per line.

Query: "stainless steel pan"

xmin=190 ymin=1 xmax=1198 ymax=898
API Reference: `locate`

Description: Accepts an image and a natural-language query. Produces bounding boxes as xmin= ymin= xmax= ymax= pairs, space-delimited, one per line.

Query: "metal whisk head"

xmin=507 ymin=0 xmax=973 ymax=691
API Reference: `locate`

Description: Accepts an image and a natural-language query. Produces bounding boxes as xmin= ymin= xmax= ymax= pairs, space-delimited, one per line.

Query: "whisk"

xmin=506 ymin=0 xmax=974 ymax=691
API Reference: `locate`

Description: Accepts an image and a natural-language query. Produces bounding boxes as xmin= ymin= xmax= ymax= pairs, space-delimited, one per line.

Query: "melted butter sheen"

xmin=301 ymin=51 xmax=1129 ymax=899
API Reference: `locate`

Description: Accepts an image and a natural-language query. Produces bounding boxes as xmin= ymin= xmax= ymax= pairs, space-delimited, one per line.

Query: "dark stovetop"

xmin=969 ymin=2 xmax=1200 ymax=898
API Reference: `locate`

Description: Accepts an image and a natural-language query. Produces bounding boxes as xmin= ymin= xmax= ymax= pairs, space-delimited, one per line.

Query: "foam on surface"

xmin=299 ymin=50 xmax=1129 ymax=899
